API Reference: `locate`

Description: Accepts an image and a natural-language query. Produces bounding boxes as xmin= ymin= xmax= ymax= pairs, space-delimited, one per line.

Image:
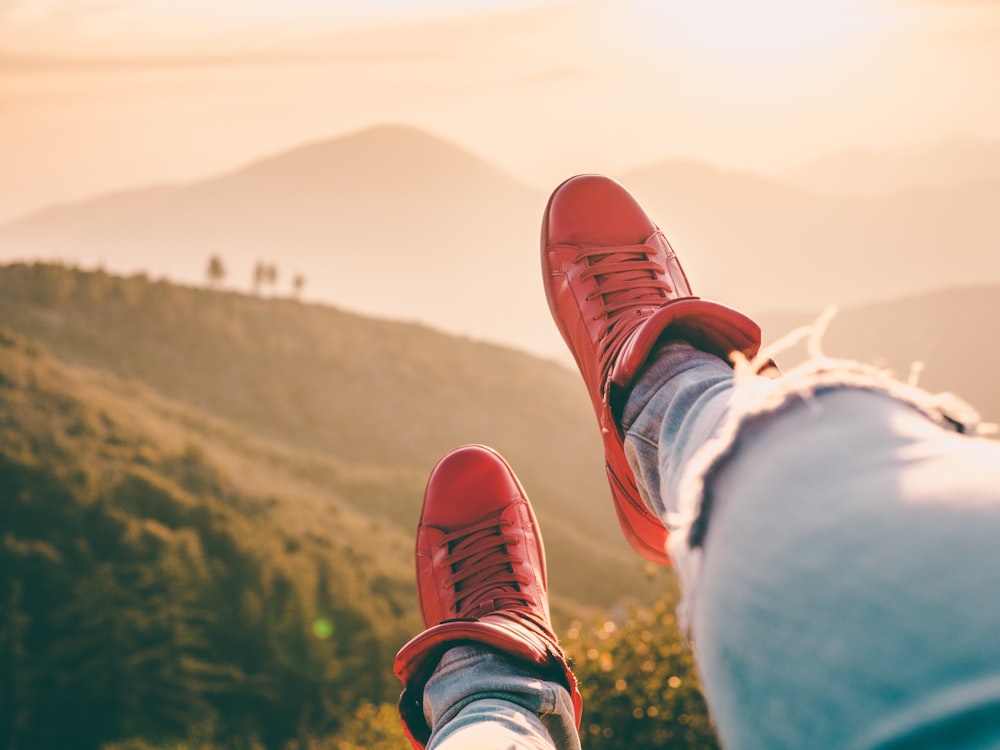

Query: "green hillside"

xmin=0 ymin=325 xmax=427 ymax=747
xmin=0 ymin=263 xmax=653 ymax=605
xmin=3 ymin=262 xmax=997 ymax=748
xmin=2 ymin=263 xmax=714 ymax=749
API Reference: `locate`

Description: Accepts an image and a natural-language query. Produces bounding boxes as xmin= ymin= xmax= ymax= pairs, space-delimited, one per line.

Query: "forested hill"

xmin=4 ymin=263 xmax=996 ymax=749
xmin=0 ymin=262 xmax=642 ymax=578
xmin=1 ymin=324 xmax=417 ymax=748
xmin=1 ymin=262 xmax=693 ymax=748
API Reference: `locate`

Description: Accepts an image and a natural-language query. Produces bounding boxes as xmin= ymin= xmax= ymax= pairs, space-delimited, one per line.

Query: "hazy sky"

xmin=2 ymin=0 xmax=1000 ymax=220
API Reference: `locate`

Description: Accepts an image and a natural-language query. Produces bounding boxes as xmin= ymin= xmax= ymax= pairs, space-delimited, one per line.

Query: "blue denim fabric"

xmin=622 ymin=342 xmax=1000 ymax=749
xmin=423 ymin=341 xmax=1000 ymax=750
xmin=422 ymin=645 xmax=581 ymax=750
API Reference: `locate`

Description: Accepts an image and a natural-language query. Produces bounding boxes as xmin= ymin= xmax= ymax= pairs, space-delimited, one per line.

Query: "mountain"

xmin=0 ymin=263 xmax=652 ymax=608
xmin=2 ymin=125 xmax=999 ymax=360
xmin=0 ymin=124 xmax=556 ymax=355
xmin=0 ymin=323 xmax=417 ymax=747
xmin=756 ymin=285 xmax=1000 ymax=426
xmin=0 ymin=262 xmax=673 ymax=746
xmin=0 ymin=312 xmax=711 ymax=750
xmin=617 ymin=160 xmax=1000 ymax=315
xmin=2 ymin=263 xmax=995 ymax=590
xmin=779 ymin=136 xmax=1000 ymax=197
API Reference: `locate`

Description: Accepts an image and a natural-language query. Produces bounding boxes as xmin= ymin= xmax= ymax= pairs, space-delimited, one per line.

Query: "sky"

xmin=1 ymin=0 xmax=1000 ymax=221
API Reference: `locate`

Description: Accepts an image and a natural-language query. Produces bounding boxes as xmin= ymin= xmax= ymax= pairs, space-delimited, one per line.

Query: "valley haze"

xmin=2 ymin=124 xmax=999 ymax=367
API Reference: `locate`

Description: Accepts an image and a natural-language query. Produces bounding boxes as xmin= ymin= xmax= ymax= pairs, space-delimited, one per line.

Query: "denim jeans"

xmin=422 ymin=343 xmax=1000 ymax=749
xmin=422 ymin=645 xmax=582 ymax=750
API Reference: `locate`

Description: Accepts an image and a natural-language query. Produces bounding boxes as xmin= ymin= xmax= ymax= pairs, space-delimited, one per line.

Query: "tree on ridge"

xmin=206 ymin=255 xmax=226 ymax=288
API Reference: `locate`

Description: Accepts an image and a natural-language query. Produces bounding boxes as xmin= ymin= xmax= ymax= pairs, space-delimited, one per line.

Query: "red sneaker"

xmin=393 ymin=444 xmax=582 ymax=750
xmin=541 ymin=174 xmax=763 ymax=565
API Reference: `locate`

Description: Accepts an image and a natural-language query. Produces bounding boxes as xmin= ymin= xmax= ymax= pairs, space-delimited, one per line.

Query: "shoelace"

xmin=576 ymin=243 xmax=673 ymax=392
xmin=439 ymin=516 xmax=534 ymax=618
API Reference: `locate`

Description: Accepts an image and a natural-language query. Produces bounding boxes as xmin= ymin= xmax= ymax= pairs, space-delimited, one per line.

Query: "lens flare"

xmin=312 ymin=617 xmax=335 ymax=640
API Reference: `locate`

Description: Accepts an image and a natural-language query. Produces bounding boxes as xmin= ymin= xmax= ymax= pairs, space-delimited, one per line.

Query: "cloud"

xmin=0 ymin=0 xmax=122 ymax=20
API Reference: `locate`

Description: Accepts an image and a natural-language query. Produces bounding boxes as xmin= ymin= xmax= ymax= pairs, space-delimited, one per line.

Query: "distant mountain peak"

xmin=780 ymin=134 xmax=1000 ymax=196
xmin=226 ymin=122 xmax=530 ymax=190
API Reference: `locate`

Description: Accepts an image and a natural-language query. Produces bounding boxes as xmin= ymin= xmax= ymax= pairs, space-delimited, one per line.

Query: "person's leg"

xmin=541 ymin=173 xmax=764 ymax=566
xmin=421 ymin=645 xmax=579 ymax=750
xmin=541 ymin=174 xmax=1000 ymax=749
xmin=623 ymin=349 xmax=1000 ymax=749
xmin=394 ymin=445 xmax=582 ymax=750
xmin=620 ymin=340 xmax=737 ymax=529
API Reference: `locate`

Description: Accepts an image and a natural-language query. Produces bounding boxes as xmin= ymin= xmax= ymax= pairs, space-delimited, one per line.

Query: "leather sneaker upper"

xmin=541 ymin=174 xmax=763 ymax=564
xmin=414 ymin=443 xmax=547 ymax=626
xmin=394 ymin=444 xmax=582 ymax=749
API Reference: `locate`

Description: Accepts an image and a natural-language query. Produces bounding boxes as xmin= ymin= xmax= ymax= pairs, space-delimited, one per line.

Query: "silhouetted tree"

xmin=253 ymin=262 xmax=279 ymax=296
xmin=264 ymin=264 xmax=278 ymax=292
xmin=252 ymin=262 xmax=265 ymax=296
xmin=206 ymin=256 xmax=226 ymax=288
xmin=292 ymin=273 xmax=306 ymax=299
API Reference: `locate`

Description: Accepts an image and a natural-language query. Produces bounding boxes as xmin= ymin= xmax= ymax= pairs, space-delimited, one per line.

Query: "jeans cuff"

xmin=669 ymin=355 xmax=989 ymax=636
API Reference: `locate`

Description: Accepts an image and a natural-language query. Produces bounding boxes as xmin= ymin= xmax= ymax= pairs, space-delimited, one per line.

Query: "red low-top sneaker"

xmin=394 ymin=444 xmax=582 ymax=750
xmin=541 ymin=174 xmax=764 ymax=565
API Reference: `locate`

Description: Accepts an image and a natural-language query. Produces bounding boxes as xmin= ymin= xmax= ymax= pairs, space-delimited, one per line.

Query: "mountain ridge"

xmin=2 ymin=124 xmax=999 ymax=361
xmin=755 ymin=284 xmax=1000 ymax=426
xmin=779 ymin=135 xmax=1000 ymax=196
xmin=0 ymin=124 xmax=554 ymax=355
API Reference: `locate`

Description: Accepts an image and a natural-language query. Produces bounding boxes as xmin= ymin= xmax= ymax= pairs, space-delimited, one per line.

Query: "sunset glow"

xmin=1 ymin=0 xmax=999 ymax=227
xmin=624 ymin=0 xmax=886 ymax=67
